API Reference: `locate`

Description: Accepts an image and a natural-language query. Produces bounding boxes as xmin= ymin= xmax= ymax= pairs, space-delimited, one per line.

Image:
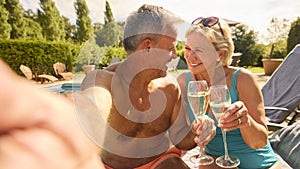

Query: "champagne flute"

xmin=209 ymin=85 xmax=240 ymax=168
xmin=188 ymin=80 xmax=214 ymax=165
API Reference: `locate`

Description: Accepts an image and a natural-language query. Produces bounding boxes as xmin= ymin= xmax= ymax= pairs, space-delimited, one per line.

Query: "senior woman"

xmin=177 ymin=17 xmax=280 ymax=169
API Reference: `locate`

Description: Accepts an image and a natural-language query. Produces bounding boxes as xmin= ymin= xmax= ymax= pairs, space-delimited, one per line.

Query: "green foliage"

xmin=0 ymin=39 xmax=80 ymax=75
xmin=232 ymin=24 xmax=263 ymax=66
xmin=75 ymin=35 xmax=109 ymax=71
xmin=93 ymin=22 xmax=103 ymax=33
xmin=0 ymin=0 xmax=11 ymax=39
xmin=104 ymin=1 xmax=114 ymax=24
xmin=62 ymin=16 xmax=77 ymax=43
xmin=265 ymin=40 xmax=287 ymax=59
xmin=74 ymin=0 xmax=94 ymax=44
xmin=24 ymin=9 xmax=38 ymax=21
xmin=264 ymin=17 xmax=290 ymax=59
xmin=101 ymin=47 xmax=126 ymax=67
xmin=38 ymin=0 xmax=65 ymax=41
xmin=96 ymin=22 xmax=122 ymax=47
xmin=176 ymin=41 xmax=185 ymax=61
xmin=24 ymin=18 xmax=44 ymax=40
xmin=4 ymin=0 xmax=27 ymax=39
xmin=287 ymin=17 xmax=300 ymax=54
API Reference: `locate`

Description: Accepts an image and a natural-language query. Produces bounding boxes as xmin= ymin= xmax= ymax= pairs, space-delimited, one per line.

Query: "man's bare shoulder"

xmin=152 ymin=74 xmax=181 ymax=96
xmin=153 ymin=74 xmax=179 ymax=86
xmin=81 ymin=69 xmax=114 ymax=91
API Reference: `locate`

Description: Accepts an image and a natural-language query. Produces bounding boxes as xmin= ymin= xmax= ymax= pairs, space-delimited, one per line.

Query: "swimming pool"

xmin=46 ymin=83 xmax=81 ymax=94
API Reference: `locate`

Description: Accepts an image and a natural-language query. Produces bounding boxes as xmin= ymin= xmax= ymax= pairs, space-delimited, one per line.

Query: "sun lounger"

xmin=262 ymin=44 xmax=300 ymax=127
xmin=53 ymin=62 xmax=74 ymax=80
xmin=269 ymin=120 xmax=300 ymax=168
xmin=20 ymin=65 xmax=58 ymax=84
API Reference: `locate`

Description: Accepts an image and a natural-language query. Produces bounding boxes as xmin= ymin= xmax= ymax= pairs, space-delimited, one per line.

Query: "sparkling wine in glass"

xmin=209 ymin=85 xmax=240 ymax=168
xmin=188 ymin=80 xmax=214 ymax=165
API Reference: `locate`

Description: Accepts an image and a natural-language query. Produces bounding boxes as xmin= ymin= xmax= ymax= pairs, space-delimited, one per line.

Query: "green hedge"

xmin=0 ymin=39 xmax=80 ymax=76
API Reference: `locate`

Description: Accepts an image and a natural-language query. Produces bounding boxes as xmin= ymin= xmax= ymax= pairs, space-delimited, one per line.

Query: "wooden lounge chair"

xmin=53 ymin=62 xmax=74 ymax=80
xmin=262 ymin=44 xmax=300 ymax=130
xmin=20 ymin=65 xmax=58 ymax=84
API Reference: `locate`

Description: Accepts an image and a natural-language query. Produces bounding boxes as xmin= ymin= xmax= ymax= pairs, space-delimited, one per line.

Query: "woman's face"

xmin=184 ymin=32 xmax=219 ymax=75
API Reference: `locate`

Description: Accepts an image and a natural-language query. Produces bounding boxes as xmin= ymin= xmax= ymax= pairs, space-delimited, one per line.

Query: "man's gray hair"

xmin=123 ymin=4 xmax=182 ymax=52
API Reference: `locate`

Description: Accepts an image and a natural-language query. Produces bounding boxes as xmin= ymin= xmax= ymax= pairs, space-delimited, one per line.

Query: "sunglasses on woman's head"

xmin=191 ymin=16 xmax=225 ymax=37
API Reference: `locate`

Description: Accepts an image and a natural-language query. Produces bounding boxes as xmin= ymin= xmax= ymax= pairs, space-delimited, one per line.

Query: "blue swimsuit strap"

xmin=185 ymin=71 xmax=196 ymax=123
xmin=230 ymin=69 xmax=241 ymax=102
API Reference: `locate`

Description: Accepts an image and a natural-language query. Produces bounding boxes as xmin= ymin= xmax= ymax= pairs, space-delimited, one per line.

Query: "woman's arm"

xmin=220 ymin=69 xmax=268 ymax=149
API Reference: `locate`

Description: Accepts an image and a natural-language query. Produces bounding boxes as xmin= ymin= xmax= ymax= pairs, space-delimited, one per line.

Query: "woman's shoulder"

xmin=176 ymin=72 xmax=188 ymax=84
xmin=235 ymin=67 xmax=256 ymax=82
xmin=232 ymin=67 xmax=261 ymax=93
xmin=228 ymin=67 xmax=254 ymax=81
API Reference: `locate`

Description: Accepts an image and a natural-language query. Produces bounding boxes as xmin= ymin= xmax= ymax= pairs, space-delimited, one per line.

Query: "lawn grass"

xmin=171 ymin=67 xmax=265 ymax=74
xmin=245 ymin=66 xmax=264 ymax=73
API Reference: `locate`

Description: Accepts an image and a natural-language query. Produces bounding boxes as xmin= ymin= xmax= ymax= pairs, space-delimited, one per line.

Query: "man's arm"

xmin=0 ymin=60 xmax=104 ymax=169
xmin=169 ymin=96 xmax=198 ymax=150
xmin=167 ymin=79 xmax=216 ymax=150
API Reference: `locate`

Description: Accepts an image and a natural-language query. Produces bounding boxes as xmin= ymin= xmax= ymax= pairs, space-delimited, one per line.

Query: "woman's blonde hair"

xmin=185 ymin=18 xmax=234 ymax=66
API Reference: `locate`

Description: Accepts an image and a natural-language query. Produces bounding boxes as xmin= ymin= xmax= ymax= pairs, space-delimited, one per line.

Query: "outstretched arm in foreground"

xmin=0 ymin=60 xmax=104 ymax=169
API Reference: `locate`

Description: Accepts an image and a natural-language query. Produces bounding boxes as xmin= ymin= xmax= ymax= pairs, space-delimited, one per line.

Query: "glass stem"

xmin=199 ymin=146 xmax=204 ymax=157
xmin=198 ymin=116 xmax=205 ymax=158
xmin=221 ymin=129 xmax=230 ymax=160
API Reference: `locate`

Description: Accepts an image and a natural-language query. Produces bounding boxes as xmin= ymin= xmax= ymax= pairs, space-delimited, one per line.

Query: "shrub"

xmin=0 ymin=39 xmax=80 ymax=75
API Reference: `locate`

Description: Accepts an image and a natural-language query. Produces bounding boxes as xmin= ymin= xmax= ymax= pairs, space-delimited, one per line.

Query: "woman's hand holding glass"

xmin=218 ymin=101 xmax=249 ymax=131
xmin=209 ymin=85 xmax=240 ymax=168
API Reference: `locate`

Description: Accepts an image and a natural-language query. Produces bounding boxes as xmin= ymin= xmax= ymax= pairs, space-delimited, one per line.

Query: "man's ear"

xmin=139 ymin=38 xmax=152 ymax=50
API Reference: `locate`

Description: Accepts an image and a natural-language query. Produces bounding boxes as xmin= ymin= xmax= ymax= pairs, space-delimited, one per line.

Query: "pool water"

xmin=46 ymin=83 xmax=81 ymax=94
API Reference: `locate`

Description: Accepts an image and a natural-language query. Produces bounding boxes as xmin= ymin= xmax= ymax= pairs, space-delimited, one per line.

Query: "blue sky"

xmin=20 ymin=0 xmax=300 ymax=38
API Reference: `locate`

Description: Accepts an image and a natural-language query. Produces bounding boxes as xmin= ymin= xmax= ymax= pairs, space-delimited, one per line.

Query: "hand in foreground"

xmin=219 ymin=101 xmax=250 ymax=131
xmin=193 ymin=115 xmax=216 ymax=147
xmin=0 ymin=60 xmax=104 ymax=169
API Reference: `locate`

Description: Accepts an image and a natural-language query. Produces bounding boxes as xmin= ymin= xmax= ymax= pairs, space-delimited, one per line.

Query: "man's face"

xmin=151 ymin=35 xmax=178 ymax=72
xmin=153 ymin=35 xmax=178 ymax=59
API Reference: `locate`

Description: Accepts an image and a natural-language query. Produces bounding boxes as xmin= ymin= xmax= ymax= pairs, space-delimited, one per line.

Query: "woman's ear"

xmin=218 ymin=50 xmax=225 ymax=58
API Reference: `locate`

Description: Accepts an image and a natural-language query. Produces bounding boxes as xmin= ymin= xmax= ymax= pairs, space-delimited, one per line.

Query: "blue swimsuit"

xmin=186 ymin=70 xmax=278 ymax=169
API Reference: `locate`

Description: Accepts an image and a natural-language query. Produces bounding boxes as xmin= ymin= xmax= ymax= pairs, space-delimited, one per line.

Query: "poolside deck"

xmin=36 ymin=72 xmax=270 ymax=89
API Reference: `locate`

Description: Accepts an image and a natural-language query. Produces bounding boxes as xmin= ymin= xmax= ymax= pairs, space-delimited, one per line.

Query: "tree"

xmin=4 ymin=0 xmax=26 ymax=39
xmin=96 ymin=22 xmax=122 ymax=47
xmin=24 ymin=9 xmax=38 ymax=21
xmin=232 ymin=24 xmax=263 ymax=66
xmin=38 ymin=0 xmax=65 ymax=41
xmin=62 ymin=16 xmax=77 ymax=43
xmin=287 ymin=17 xmax=300 ymax=54
xmin=74 ymin=0 xmax=94 ymax=44
xmin=104 ymin=1 xmax=114 ymax=24
xmin=93 ymin=22 xmax=103 ymax=33
xmin=24 ymin=18 xmax=44 ymax=40
xmin=0 ymin=0 xmax=11 ymax=39
xmin=264 ymin=18 xmax=290 ymax=59
xmin=75 ymin=35 xmax=111 ymax=71
xmin=23 ymin=9 xmax=43 ymax=40
xmin=95 ymin=1 xmax=122 ymax=47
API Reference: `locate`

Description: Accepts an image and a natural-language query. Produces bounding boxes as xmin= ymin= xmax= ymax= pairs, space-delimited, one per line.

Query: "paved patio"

xmin=36 ymin=72 xmax=270 ymax=89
